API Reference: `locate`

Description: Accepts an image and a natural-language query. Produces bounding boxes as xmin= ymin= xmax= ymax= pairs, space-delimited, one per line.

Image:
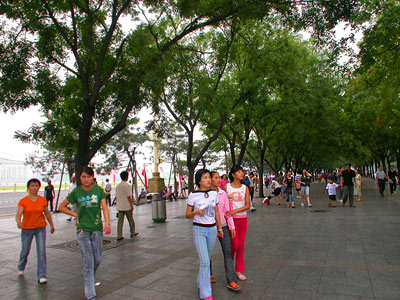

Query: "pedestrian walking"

xmin=341 ymin=163 xmax=356 ymax=207
xmin=295 ymin=172 xmax=301 ymax=199
xmin=336 ymin=167 xmax=344 ymax=202
xmin=300 ymin=169 xmax=313 ymax=207
xmin=186 ymin=169 xmax=223 ymax=300
xmin=210 ymin=171 xmax=241 ymax=292
xmin=67 ymin=175 xmax=77 ymax=222
xmin=58 ymin=166 xmax=111 ymax=300
xmin=241 ymin=171 xmax=256 ymax=212
xmin=325 ymin=177 xmax=338 ymax=207
xmin=16 ymin=179 xmax=55 ymax=284
xmin=104 ymin=179 xmax=112 ymax=206
xmin=44 ymin=180 xmax=55 ymax=212
xmin=115 ymin=171 xmax=138 ymax=241
xmin=388 ymin=165 xmax=398 ymax=195
xmin=283 ymin=171 xmax=296 ymax=208
xmin=224 ymin=165 xmax=251 ymax=281
xmin=354 ymin=169 xmax=362 ymax=202
xmin=376 ymin=166 xmax=389 ymax=197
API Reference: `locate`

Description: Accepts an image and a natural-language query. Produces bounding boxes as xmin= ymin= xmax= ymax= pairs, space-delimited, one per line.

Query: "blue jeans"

xmin=18 ymin=226 xmax=47 ymax=279
xmin=285 ymin=188 xmax=295 ymax=203
xmin=77 ymin=230 xmax=103 ymax=300
xmin=193 ymin=225 xmax=217 ymax=299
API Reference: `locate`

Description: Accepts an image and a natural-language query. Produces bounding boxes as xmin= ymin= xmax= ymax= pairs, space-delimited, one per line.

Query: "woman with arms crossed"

xmin=58 ymin=166 xmax=111 ymax=300
xmin=186 ymin=169 xmax=223 ymax=300
xmin=16 ymin=178 xmax=55 ymax=283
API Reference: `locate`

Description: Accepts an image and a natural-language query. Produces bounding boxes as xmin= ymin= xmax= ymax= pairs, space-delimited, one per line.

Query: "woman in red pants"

xmin=224 ymin=165 xmax=250 ymax=281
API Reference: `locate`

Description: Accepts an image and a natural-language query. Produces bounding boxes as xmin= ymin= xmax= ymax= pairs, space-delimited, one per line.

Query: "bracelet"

xmin=217 ymin=229 xmax=223 ymax=232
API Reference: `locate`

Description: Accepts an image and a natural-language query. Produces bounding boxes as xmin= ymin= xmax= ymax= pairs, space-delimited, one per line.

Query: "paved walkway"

xmin=1 ymin=178 xmax=400 ymax=300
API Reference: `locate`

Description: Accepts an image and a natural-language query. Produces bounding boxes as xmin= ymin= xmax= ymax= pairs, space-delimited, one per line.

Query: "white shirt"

xmin=326 ymin=183 xmax=338 ymax=195
xmin=187 ymin=190 xmax=218 ymax=225
xmin=226 ymin=183 xmax=247 ymax=218
xmin=271 ymin=180 xmax=281 ymax=189
xmin=115 ymin=181 xmax=133 ymax=211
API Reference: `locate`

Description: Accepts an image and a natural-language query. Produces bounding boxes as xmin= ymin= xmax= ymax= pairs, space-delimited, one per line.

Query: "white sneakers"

xmin=38 ymin=278 xmax=47 ymax=284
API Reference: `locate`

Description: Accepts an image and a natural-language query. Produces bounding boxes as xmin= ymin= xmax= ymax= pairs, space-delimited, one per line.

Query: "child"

xmin=326 ymin=178 xmax=338 ymax=207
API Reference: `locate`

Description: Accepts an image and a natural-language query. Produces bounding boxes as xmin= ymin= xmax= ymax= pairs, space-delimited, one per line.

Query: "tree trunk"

xmin=188 ymin=165 xmax=195 ymax=193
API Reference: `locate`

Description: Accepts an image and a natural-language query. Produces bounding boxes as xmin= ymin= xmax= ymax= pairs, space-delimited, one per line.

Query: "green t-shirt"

xmin=67 ymin=185 xmax=107 ymax=232
xmin=301 ymin=176 xmax=311 ymax=187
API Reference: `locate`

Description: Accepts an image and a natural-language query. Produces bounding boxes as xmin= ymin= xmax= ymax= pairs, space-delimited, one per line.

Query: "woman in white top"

xmin=354 ymin=169 xmax=362 ymax=202
xmin=186 ymin=169 xmax=223 ymax=300
xmin=224 ymin=165 xmax=251 ymax=281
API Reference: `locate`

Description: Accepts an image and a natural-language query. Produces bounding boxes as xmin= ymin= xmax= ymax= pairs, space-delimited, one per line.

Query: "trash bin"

xmin=149 ymin=193 xmax=166 ymax=223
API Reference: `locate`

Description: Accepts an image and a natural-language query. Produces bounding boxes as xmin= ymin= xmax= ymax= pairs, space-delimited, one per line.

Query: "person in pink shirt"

xmin=220 ymin=174 xmax=230 ymax=189
xmin=210 ymin=171 xmax=241 ymax=292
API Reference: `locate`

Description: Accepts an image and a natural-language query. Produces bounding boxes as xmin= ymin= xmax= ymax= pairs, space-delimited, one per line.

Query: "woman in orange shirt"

xmin=16 ymin=179 xmax=55 ymax=284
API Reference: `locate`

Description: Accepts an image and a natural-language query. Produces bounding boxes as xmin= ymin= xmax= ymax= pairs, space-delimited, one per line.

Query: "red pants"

xmin=231 ymin=217 xmax=247 ymax=273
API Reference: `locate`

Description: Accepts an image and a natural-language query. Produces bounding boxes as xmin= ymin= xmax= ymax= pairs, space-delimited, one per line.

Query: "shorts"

xmin=329 ymin=195 xmax=336 ymax=201
xmin=301 ymin=186 xmax=310 ymax=196
xmin=273 ymin=188 xmax=281 ymax=196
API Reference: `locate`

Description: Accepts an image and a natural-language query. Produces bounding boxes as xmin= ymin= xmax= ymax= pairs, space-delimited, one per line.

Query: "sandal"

xmin=236 ymin=273 xmax=247 ymax=281
xmin=227 ymin=282 xmax=241 ymax=292
xmin=210 ymin=275 xmax=216 ymax=283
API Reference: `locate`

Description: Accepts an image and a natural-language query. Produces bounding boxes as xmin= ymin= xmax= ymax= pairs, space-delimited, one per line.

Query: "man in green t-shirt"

xmin=59 ymin=167 xmax=110 ymax=300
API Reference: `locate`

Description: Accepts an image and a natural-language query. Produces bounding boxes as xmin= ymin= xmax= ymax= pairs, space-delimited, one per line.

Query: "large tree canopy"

xmin=0 ymin=0 xmax=363 ymax=182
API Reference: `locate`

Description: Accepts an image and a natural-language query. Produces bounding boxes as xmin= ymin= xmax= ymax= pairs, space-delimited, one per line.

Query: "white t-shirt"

xmin=187 ymin=190 xmax=218 ymax=225
xmin=226 ymin=183 xmax=247 ymax=218
xmin=271 ymin=180 xmax=281 ymax=189
xmin=326 ymin=183 xmax=338 ymax=195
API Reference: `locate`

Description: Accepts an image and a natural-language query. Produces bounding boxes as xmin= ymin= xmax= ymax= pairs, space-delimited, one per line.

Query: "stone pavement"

xmin=1 ymin=178 xmax=400 ymax=300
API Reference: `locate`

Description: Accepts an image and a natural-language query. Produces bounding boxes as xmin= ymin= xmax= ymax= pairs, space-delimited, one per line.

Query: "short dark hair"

xmin=228 ymin=165 xmax=243 ymax=182
xmin=195 ymin=169 xmax=211 ymax=187
xmin=210 ymin=171 xmax=219 ymax=178
xmin=345 ymin=163 xmax=351 ymax=167
xmin=79 ymin=166 xmax=95 ymax=177
xmin=106 ymin=179 xmax=109 ymax=182
xmin=120 ymin=171 xmax=129 ymax=181
xmin=27 ymin=178 xmax=41 ymax=188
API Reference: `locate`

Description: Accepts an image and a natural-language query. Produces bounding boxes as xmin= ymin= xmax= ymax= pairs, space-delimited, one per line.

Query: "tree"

xmin=0 ymin=0 xmax=363 ymax=181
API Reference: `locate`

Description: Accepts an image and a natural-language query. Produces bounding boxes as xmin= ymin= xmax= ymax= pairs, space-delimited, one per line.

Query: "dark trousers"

xmin=218 ymin=226 xmax=236 ymax=284
xmin=47 ymin=198 xmax=54 ymax=211
xmin=343 ymin=185 xmax=354 ymax=206
xmin=378 ymin=179 xmax=386 ymax=196
xmin=389 ymin=179 xmax=397 ymax=194
xmin=106 ymin=194 xmax=111 ymax=206
xmin=117 ymin=210 xmax=135 ymax=239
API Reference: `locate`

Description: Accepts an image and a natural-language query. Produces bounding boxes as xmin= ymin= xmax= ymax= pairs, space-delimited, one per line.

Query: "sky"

xmin=0 ymin=107 xmax=42 ymax=161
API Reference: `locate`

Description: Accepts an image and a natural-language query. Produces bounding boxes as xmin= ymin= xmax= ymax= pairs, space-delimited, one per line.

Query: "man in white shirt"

xmin=115 ymin=171 xmax=138 ymax=240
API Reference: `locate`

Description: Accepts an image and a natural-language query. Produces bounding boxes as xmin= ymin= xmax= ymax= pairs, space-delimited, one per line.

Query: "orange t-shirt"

xmin=18 ymin=196 xmax=48 ymax=229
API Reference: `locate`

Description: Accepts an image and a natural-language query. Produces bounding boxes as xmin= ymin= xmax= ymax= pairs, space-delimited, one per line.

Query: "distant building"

xmin=0 ymin=158 xmax=34 ymax=186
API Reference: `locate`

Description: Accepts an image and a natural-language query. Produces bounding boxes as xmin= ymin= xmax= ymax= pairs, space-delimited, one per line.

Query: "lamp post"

xmin=147 ymin=120 xmax=165 ymax=194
